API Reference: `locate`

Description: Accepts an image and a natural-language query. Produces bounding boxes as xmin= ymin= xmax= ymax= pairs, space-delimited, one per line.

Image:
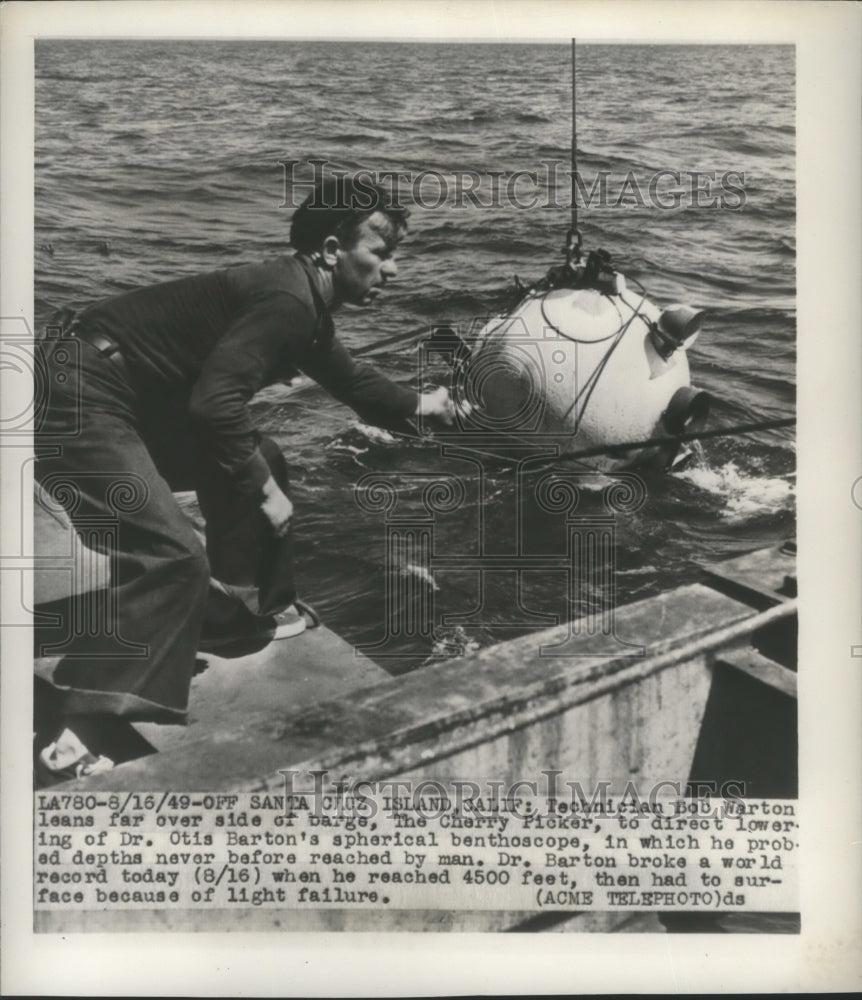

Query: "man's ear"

xmin=320 ymin=236 xmax=341 ymax=268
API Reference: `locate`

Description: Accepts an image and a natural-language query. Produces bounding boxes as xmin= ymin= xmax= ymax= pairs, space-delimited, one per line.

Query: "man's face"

xmin=332 ymin=212 xmax=402 ymax=306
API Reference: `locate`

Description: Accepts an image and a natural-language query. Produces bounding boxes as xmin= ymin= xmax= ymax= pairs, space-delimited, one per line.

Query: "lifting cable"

xmin=570 ymin=38 xmax=580 ymax=258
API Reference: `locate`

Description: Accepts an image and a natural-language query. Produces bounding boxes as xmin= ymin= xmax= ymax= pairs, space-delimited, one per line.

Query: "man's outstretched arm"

xmin=300 ymin=333 xmax=455 ymax=430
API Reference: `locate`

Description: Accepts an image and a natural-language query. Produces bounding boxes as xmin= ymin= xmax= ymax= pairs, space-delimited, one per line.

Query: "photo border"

xmin=2 ymin=0 xmax=860 ymax=994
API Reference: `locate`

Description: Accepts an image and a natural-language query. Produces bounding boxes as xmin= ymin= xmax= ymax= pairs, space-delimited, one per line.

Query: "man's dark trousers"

xmin=36 ymin=336 xmax=296 ymax=723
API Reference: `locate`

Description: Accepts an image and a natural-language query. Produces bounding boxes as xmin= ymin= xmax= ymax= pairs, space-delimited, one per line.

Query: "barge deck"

xmin=33 ymin=495 xmax=798 ymax=931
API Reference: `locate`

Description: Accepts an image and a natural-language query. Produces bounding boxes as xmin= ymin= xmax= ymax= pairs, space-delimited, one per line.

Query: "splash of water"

xmin=676 ymin=455 xmax=794 ymax=521
xmin=350 ymin=421 xmax=399 ymax=445
xmin=427 ymin=625 xmax=481 ymax=662
xmin=401 ymin=562 xmax=440 ymax=591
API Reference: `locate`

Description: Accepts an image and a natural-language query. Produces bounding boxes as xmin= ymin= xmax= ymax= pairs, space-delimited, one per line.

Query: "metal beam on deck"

xmin=65 ymin=584 xmax=771 ymax=793
xmin=716 ymin=645 xmax=798 ymax=699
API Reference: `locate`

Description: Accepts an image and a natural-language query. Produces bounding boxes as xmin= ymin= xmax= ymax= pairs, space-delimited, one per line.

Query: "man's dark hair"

xmin=290 ymin=175 xmax=409 ymax=254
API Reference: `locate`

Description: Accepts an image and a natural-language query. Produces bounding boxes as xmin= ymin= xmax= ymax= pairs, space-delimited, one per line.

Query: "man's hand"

xmin=259 ymin=476 xmax=293 ymax=538
xmin=416 ymin=386 xmax=457 ymax=426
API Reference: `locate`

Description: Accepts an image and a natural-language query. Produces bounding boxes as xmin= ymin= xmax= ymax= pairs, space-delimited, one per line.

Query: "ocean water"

xmin=35 ymin=40 xmax=796 ymax=672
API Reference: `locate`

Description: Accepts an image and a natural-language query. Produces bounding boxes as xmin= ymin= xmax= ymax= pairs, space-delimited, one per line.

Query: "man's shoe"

xmin=36 ymin=742 xmax=114 ymax=787
xmin=293 ymin=598 xmax=321 ymax=629
xmin=199 ymin=603 xmax=307 ymax=650
xmin=270 ymin=604 xmax=307 ymax=640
